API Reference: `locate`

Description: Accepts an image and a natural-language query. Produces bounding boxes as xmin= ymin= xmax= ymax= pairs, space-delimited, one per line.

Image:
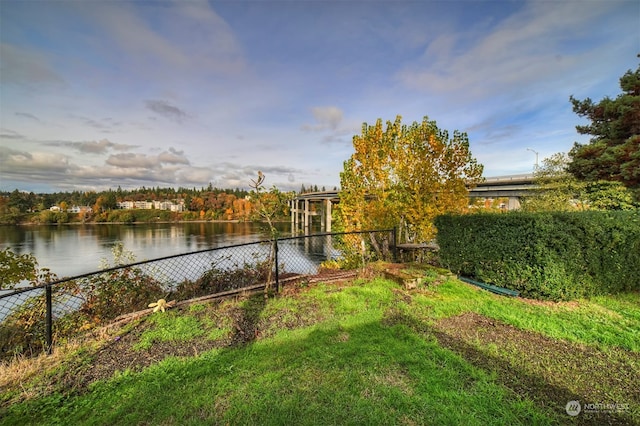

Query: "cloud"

xmin=396 ymin=1 xmax=621 ymax=100
xmin=145 ymin=100 xmax=188 ymax=123
xmin=158 ymin=148 xmax=190 ymax=165
xmin=210 ymin=162 xmax=303 ymax=189
xmin=300 ymin=106 xmax=359 ymax=145
xmin=1 ymin=143 xmax=305 ymax=191
xmin=301 ymin=106 xmax=344 ymax=132
xmin=177 ymin=167 xmax=215 ymax=185
xmin=15 ymin=112 xmax=42 ymax=122
xmin=0 ymin=43 xmax=65 ymax=89
xmin=79 ymin=0 xmax=246 ymax=79
xmin=0 ymin=145 xmax=207 ymax=190
xmin=0 ymin=147 xmax=72 ymax=178
xmin=46 ymin=139 xmax=137 ymax=154
xmin=106 ymin=148 xmax=190 ymax=168
xmin=0 ymin=128 xmax=24 ymax=140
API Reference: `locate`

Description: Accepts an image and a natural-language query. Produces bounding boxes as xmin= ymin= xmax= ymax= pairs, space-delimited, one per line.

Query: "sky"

xmin=1 ymin=0 xmax=638 ymax=194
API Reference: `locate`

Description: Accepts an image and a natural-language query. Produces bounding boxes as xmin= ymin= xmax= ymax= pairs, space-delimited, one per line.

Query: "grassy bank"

xmin=1 ymin=267 xmax=638 ymax=425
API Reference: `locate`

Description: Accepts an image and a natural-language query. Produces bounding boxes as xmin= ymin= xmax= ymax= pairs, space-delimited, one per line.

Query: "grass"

xmin=1 ymin=267 xmax=638 ymax=425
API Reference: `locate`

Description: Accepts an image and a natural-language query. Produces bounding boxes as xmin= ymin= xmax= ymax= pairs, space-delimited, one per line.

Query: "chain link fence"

xmin=0 ymin=229 xmax=396 ymax=360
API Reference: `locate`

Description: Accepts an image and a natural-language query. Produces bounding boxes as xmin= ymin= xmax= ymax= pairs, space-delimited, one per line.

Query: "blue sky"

xmin=1 ymin=0 xmax=638 ymax=193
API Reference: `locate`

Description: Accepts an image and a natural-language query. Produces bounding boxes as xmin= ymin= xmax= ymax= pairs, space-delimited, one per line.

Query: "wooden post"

xmin=45 ymin=286 xmax=52 ymax=355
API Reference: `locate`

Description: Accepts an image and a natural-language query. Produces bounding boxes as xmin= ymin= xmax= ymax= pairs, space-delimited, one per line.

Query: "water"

xmin=0 ymin=222 xmax=302 ymax=279
xmin=0 ymin=222 xmax=337 ymax=322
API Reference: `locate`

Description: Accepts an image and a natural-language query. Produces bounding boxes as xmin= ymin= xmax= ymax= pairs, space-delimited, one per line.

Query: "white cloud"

xmin=300 ymin=106 xmax=360 ymax=145
xmin=0 ymin=147 xmax=71 ymax=173
xmin=397 ymin=1 xmax=624 ymax=99
xmin=47 ymin=139 xmax=136 ymax=154
xmin=302 ymin=106 xmax=344 ymax=132
xmin=78 ymin=0 xmax=246 ymax=79
xmin=106 ymin=149 xmax=190 ymax=168
xmin=0 ymin=0 xmax=636 ymax=192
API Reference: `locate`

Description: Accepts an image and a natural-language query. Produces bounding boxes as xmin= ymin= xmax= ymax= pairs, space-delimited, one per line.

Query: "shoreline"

xmin=5 ymin=219 xmax=291 ymax=227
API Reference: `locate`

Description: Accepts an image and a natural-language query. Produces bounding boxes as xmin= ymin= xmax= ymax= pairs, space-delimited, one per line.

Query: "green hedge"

xmin=434 ymin=211 xmax=640 ymax=300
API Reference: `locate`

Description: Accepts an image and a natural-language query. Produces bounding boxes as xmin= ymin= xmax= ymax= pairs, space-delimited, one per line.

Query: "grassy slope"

xmin=1 ymin=270 xmax=639 ymax=425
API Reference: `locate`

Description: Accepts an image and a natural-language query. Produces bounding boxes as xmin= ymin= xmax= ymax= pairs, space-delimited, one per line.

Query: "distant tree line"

xmin=298 ymin=184 xmax=337 ymax=194
xmin=0 ymin=184 xmax=297 ymax=225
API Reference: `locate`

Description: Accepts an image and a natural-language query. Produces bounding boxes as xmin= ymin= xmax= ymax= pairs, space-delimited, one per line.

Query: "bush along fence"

xmin=0 ymin=229 xmax=396 ymax=360
xmin=435 ymin=210 xmax=640 ymax=301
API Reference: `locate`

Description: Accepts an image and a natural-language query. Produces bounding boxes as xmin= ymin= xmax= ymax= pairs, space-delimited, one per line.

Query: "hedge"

xmin=434 ymin=211 xmax=640 ymax=300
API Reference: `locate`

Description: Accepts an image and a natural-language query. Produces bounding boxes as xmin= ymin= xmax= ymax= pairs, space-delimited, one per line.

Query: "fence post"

xmin=392 ymin=227 xmax=398 ymax=263
xmin=45 ymin=285 xmax=53 ymax=355
xmin=274 ymin=238 xmax=280 ymax=293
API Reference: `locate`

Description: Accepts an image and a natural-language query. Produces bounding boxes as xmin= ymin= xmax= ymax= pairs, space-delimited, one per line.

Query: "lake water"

xmin=0 ymin=222 xmax=310 ymax=279
xmin=1 ymin=222 xmax=341 ymax=322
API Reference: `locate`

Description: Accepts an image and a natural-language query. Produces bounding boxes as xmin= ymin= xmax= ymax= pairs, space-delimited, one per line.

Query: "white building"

xmin=117 ymin=200 xmax=184 ymax=212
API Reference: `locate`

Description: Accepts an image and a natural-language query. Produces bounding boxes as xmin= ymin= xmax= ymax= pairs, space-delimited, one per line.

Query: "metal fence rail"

xmin=0 ymin=229 xmax=396 ymax=359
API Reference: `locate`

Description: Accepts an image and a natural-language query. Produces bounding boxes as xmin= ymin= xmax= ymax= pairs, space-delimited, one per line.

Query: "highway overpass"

xmin=290 ymin=174 xmax=537 ymax=230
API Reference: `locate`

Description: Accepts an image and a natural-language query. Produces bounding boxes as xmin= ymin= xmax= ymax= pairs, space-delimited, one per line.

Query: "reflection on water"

xmin=0 ymin=222 xmax=320 ymax=278
xmin=0 ymin=223 xmax=343 ymax=323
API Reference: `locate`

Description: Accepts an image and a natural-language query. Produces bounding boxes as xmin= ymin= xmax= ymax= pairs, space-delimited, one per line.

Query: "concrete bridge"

xmin=290 ymin=174 xmax=536 ymax=230
xmin=290 ymin=190 xmax=339 ymax=232
xmin=468 ymin=173 xmax=536 ymax=210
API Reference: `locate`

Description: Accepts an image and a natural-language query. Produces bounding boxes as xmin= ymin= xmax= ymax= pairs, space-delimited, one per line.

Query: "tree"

xmin=249 ymin=172 xmax=288 ymax=297
xmin=568 ymin=58 xmax=640 ymax=194
xmin=522 ymin=152 xmax=637 ymax=212
xmin=522 ymin=153 xmax=586 ymax=212
xmin=339 ymin=116 xmax=483 ymax=244
xmin=0 ymin=248 xmax=56 ymax=289
xmin=583 ymin=180 xmax=636 ymax=210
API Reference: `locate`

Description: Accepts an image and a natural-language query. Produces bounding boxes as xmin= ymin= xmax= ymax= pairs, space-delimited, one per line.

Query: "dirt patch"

xmin=431 ymin=312 xmax=639 ymax=425
xmin=4 ymin=274 xmax=638 ymax=426
xmin=55 ymin=276 xmax=352 ymax=395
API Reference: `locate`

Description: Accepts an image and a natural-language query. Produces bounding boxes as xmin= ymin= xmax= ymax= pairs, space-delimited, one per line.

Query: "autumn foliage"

xmin=339 ymin=116 xmax=483 ymax=244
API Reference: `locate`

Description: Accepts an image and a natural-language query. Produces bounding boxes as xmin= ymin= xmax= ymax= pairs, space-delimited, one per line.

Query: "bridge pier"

xmin=291 ymin=191 xmax=339 ymax=233
xmin=507 ymin=197 xmax=521 ymax=210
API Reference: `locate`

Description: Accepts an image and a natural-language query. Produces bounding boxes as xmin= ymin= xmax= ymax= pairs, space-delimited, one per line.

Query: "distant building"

xmin=117 ymin=200 xmax=184 ymax=212
xmin=117 ymin=201 xmax=134 ymax=210
xmin=69 ymin=206 xmax=93 ymax=214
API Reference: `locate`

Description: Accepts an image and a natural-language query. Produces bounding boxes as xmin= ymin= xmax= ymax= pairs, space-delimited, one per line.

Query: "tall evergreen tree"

xmin=568 ymin=58 xmax=640 ymax=191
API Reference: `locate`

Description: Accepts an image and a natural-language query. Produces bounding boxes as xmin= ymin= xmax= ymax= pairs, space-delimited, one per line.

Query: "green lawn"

xmin=1 ymin=268 xmax=638 ymax=425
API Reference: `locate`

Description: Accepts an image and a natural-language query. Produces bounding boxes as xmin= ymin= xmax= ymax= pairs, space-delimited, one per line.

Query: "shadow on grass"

xmin=3 ymin=289 xmax=637 ymax=426
xmin=383 ymin=309 xmax=638 ymax=426
xmin=230 ymin=293 xmax=268 ymax=345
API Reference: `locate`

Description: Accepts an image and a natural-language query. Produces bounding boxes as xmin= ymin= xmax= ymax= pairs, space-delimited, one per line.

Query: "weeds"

xmin=1 ymin=271 xmax=639 ymax=425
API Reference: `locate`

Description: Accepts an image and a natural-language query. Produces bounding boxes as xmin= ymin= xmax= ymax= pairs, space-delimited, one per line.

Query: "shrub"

xmin=175 ymin=257 xmax=271 ymax=300
xmin=435 ymin=211 xmax=640 ymax=300
xmin=0 ymin=286 xmax=86 ymax=360
xmin=72 ymin=267 xmax=165 ymax=323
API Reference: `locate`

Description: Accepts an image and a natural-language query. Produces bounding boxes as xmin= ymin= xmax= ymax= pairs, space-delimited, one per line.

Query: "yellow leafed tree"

xmin=339 ymin=116 xmax=483 ymax=246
